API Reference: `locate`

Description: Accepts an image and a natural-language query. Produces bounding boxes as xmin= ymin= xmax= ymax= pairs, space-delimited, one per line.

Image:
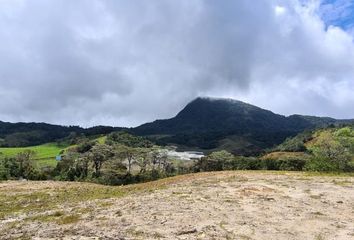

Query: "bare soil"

xmin=0 ymin=171 xmax=353 ymax=240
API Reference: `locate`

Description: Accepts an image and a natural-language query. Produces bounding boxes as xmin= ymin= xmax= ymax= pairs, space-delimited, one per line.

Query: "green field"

xmin=0 ymin=143 xmax=68 ymax=168
xmin=0 ymin=136 xmax=106 ymax=168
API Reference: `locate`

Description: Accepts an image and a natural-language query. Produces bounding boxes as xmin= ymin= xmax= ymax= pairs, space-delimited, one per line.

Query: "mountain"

xmin=133 ymin=97 xmax=353 ymax=155
xmin=0 ymin=121 xmax=123 ymax=147
xmin=0 ymin=97 xmax=352 ymax=154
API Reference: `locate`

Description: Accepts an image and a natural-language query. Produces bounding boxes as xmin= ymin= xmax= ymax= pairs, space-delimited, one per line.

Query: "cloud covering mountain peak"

xmin=0 ymin=0 xmax=353 ymax=127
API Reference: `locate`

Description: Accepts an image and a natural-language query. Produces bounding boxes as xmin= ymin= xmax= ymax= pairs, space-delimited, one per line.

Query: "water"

xmin=165 ymin=149 xmax=204 ymax=161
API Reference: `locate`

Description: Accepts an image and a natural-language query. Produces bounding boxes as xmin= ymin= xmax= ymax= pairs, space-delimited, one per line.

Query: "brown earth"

xmin=0 ymin=171 xmax=353 ymax=240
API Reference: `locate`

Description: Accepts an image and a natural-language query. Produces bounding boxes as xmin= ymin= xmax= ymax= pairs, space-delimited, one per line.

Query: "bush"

xmin=196 ymin=153 xmax=306 ymax=172
xmin=0 ymin=159 xmax=9 ymax=180
xmin=304 ymin=157 xmax=339 ymax=172
xmin=93 ymin=170 xmax=169 ymax=186
xmin=227 ymin=157 xmax=263 ymax=170
xmin=96 ymin=171 xmax=133 ymax=185
xmin=307 ymin=130 xmax=353 ymax=172
xmin=196 ymin=150 xmax=234 ymax=171
xmin=277 ymin=159 xmax=306 ymax=171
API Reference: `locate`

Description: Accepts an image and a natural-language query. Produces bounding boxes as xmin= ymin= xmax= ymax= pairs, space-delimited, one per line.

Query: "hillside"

xmin=0 ymin=121 xmax=123 ymax=147
xmin=1 ymin=171 xmax=353 ymax=240
xmin=272 ymin=124 xmax=354 ymax=153
xmin=261 ymin=124 xmax=354 ymax=170
xmin=133 ymin=97 xmax=352 ymax=155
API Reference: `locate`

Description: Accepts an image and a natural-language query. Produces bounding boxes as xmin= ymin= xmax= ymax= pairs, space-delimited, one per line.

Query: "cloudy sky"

xmin=0 ymin=0 xmax=354 ymax=127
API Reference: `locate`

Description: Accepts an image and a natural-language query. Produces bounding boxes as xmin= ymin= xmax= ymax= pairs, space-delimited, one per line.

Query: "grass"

xmin=0 ymin=182 xmax=127 ymax=219
xmin=0 ymin=171 xmax=186 ymax=220
xmin=0 ymin=170 xmax=352 ymax=220
xmin=0 ymin=172 xmax=220 ymax=220
xmin=261 ymin=151 xmax=310 ymax=160
xmin=96 ymin=135 xmax=107 ymax=144
xmin=0 ymin=143 xmax=70 ymax=168
xmin=332 ymin=179 xmax=353 ymax=186
xmin=0 ymin=134 xmax=108 ymax=168
xmin=57 ymin=214 xmax=81 ymax=225
xmin=28 ymin=211 xmax=80 ymax=225
xmin=304 ymin=171 xmax=354 ymax=177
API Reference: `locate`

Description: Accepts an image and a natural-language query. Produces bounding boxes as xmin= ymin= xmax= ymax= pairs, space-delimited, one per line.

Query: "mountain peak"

xmin=177 ymin=96 xmax=269 ymax=119
xmin=133 ymin=96 xmax=353 ymax=155
xmin=192 ymin=96 xmax=247 ymax=104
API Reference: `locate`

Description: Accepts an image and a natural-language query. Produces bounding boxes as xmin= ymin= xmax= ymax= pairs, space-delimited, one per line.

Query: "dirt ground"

xmin=0 ymin=171 xmax=353 ymax=240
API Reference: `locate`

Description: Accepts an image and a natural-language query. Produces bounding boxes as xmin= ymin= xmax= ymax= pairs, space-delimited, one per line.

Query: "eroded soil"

xmin=0 ymin=171 xmax=353 ymax=240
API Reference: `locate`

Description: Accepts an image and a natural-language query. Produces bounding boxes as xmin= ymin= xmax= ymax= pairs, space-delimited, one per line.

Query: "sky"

xmin=0 ymin=0 xmax=354 ymax=127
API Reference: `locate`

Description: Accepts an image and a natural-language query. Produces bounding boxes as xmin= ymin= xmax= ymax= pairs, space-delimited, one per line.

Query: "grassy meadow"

xmin=0 ymin=143 xmax=68 ymax=168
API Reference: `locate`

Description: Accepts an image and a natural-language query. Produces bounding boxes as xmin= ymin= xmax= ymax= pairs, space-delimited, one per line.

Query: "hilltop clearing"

xmin=1 ymin=171 xmax=353 ymax=240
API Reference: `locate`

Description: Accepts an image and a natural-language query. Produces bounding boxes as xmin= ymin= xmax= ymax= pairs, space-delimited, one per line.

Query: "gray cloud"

xmin=0 ymin=0 xmax=353 ymax=127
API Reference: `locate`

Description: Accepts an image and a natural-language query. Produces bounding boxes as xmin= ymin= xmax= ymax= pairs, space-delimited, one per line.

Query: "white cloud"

xmin=275 ymin=5 xmax=286 ymax=15
xmin=0 ymin=0 xmax=353 ymax=127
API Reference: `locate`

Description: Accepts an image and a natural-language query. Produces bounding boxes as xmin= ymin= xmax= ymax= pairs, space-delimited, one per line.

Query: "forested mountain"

xmin=0 ymin=97 xmax=352 ymax=153
xmin=133 ymin=97 xmax=353 ymax=155
xmin=0 ymin=121 xmax=123 ymax=147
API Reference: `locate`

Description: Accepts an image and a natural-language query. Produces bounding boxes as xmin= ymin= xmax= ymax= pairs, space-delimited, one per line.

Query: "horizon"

xmin=0 ymin=0 xmax=354 ymax=127
xmin=1 ymin=96 xmax=353 ymax=128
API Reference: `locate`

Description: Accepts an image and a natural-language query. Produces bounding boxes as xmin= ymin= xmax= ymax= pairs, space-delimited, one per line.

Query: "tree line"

xmin=1 ymin=127 xmax=353 ymax=185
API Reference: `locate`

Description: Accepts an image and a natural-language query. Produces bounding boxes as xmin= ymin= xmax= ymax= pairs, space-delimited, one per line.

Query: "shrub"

xmin=197 ymin=150 xmax=234 ymax=171
xmin=277 ymin=159 xmax=306 ymax=171
xmin=304 ymin=157 xmax=339 ymax=172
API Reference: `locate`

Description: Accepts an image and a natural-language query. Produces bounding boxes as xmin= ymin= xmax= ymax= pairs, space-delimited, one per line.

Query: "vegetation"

xmin=195 ymin=125 xmax=353 ymax=173
xmin=1 ymin=98 xmax=352 ymax=159
xmin=0 ymin=124 xmax=353 ymax=185
xmin=0 ymin=143 xmax=66 ymax=166
xmin=273 ymin=130 xmax=313 ymax=152
xmin=305 ymin=127 xmax=354 ymax=172
xmin=266 ymin=125 xmax=354 ymax=172
xmin=195 ymin=150 xmax=306 ymax=172
xmin=0 ymin=150 xmax=47 ymax=180
xmin=42 ymin=131 xmax=189 ymax=185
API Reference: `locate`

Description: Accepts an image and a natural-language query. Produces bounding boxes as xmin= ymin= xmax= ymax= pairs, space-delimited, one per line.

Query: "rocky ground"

xmin=0 ymin=171 xmax=353 ymax=240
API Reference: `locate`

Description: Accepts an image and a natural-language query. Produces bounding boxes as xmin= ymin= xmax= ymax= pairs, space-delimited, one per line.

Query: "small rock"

xmin=176 ymin=228 xmax=197 ymax=235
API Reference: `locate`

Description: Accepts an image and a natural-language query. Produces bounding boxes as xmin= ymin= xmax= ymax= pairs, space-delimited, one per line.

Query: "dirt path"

xmin=1 ymin=172 xmax=354 ymax=240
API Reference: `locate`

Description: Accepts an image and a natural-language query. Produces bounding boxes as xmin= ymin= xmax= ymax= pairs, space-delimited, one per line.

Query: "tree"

xmin=116 ymin=145 xmax=138 ymax=174
xmin=334 ymin=127 xmax=354 ymax=154
xmin=135 ymin=148 xmax=151 ymax=173
xmin=55 ymin=151 xmax=79 ymax=180
xmin=106 ymin=131 xmax=153 ymax=148
xmin=76 ymin=139 xmax=96 ymax=153
xmin=16 ymin=150 xmax=36 ymax=179
xmin=307 ymin=131 xmax=352 ymax=171
xmin=2 ymin=157 xmax=19 ymax=179
xmin=89 ymin=144 xmax=114 ymax=176
xmin=74 ymin=153 xmax=90 ymax=178
xmin=197 ymin=150 xmax=234 ymax=171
